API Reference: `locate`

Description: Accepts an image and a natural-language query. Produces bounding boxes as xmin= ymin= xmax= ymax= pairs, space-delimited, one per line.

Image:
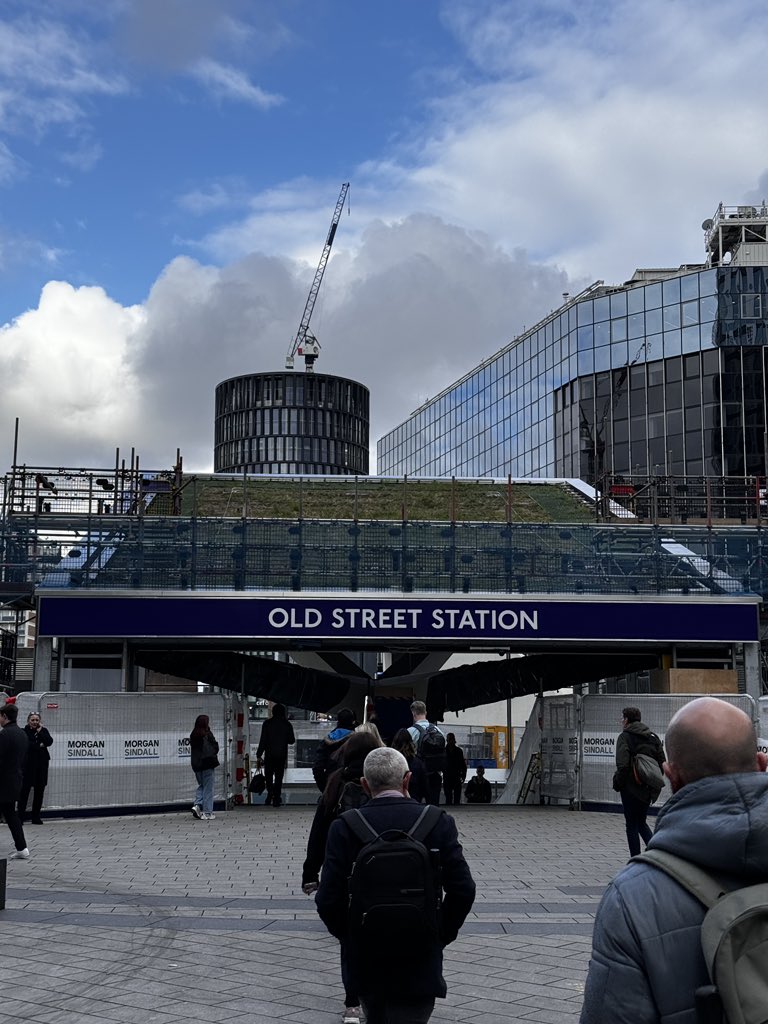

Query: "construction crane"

xmin=285 ymin=182 xmax=349 ymax=371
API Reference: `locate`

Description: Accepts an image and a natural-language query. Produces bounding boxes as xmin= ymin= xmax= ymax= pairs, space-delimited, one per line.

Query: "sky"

xmin=2 ymin=0 xmax=768 ymax=473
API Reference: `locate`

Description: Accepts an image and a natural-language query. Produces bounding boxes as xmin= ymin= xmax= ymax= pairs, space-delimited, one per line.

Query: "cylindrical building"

xmin=214 ymin=371 xmax=369 ymax=475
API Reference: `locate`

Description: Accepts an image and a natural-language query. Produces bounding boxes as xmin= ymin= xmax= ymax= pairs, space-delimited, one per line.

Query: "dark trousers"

xmin=0 ymin=801 xmax=27 ymax=851
xmin=443 ymin=779 xmax=462 ymax=805
xmin=265 ymin=756 xmax=287 ymax=806
xmin=361 ymin=997 xmax=435 ymax=1023
xmin=426 ymin=773 xmax=442 ymax=807
xmin=620 ymin=790 xmax=653 ymax=857
xmin=18 ymin=781 xmax=45 ymax=821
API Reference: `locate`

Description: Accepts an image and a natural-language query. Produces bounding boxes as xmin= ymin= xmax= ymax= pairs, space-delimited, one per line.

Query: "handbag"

xmin=201 ymin=733 xmax=220 ymax=769
xmin=249 ymin=771 xmax=266 ymax=795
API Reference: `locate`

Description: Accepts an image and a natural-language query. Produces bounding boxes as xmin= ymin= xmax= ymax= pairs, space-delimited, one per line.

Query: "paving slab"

xmin=0 ymin=804 xmax=637 ymax=1022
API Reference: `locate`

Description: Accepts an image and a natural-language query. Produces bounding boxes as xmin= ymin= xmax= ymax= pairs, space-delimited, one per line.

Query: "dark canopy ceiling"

xmin=133 ymin=648 xmax=658 ymax=719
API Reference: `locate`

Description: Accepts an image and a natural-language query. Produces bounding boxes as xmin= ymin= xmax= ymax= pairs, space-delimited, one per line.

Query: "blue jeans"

xmin=194 ymin=769 xmax=215 ymax=814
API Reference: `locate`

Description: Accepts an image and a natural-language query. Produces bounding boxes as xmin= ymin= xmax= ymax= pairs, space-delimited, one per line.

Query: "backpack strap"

xmin=342 ymin=807 xmax=380 ymax=844
xmin=407 ymin=804 xmax=443 ymax=844
xmin=633 ymin=849 xmax=730 ymax=909
xmin=341 ymin=803 xmax=443 ymax=846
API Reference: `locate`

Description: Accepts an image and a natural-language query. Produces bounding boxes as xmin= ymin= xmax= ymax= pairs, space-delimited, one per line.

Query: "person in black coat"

xmin=0 ymin=703 xmax=31 ymax=858
xmin=18 ymin=711 xmax=54 ymax=824
xmin=256 ymin=703 xmax=295 ymax=807
xmin=442 ymin=733 xmax=467 ymax=805
xmin=316 ymin=747 xmax=476 ymax=1023
xmin=302 ymin=730 xmax=383 ymax=1024
xmin=465 ymin=766 xmax=493 ymax=803
xmin=302 ymin=731 xmax=383 ymax=892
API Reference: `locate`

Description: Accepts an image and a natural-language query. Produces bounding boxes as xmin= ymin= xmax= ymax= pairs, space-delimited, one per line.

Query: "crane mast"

xmin=285 ymin=182 xmax=350 ymax=371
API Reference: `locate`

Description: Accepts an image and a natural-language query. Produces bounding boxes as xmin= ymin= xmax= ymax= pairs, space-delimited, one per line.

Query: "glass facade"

xmin=215 ymin=372 xmax=369 ymax=475
xmin=377 ymin=267 xmax=768 ymax=483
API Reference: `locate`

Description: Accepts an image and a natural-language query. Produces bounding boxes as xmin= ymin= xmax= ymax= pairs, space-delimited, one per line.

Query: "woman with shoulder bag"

xmin=190 ymin=715 xmax=219 ymax=821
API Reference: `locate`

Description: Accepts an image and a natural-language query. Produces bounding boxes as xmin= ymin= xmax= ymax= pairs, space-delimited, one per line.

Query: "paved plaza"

xmin=0 ymin=803 xmax=635 ymax=1023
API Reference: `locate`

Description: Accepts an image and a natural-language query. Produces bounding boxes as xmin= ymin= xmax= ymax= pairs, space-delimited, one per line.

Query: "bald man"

xmin=580 ymin=697 xmax=768 ymax=1024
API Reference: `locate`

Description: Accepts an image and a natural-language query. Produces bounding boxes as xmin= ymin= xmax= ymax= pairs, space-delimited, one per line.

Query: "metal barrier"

xmin=14 ymin=691 xmax=237 ymax=813
xmin=499 ymin=693 xmax=759 ymax=808
xmin=540 ymin=695 xmax=578 ymax=803
xmin=4 ymin=515 xmax=768 ymax=597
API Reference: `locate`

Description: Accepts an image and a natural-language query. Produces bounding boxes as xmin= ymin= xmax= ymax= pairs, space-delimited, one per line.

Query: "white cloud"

xmin=191 ymin=58 xmax=283 ymax=109
xmin=0 ymin=220 xmax=574 ymax=471
xmin=0 ymin=16 xmax=127 ymax=136
xmin=176 ymin=179 xmax=249 ymax=215
xmin=186 ymin=0 xmax=768 ymax=291
xmin=0 ymin=281 xmax=145 ymax=465
xmin=407 ymin=0 xmax=768 ymax=281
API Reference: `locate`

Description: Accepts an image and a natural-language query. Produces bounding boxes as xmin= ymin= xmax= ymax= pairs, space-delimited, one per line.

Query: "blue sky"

xmin=2 ymin=0 xmax=768 ymax=471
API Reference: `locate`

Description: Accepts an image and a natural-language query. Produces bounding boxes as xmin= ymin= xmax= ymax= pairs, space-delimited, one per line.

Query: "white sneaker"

xmin=11 ymin=848 xmax=30 ymax=859
xmin=202 ymin=812 xmax=216 ymax=820
xmin=342 ymin=1007 xmax=362 ymax=1024
xmin=191 ymin=804 xmax=202 ymax=819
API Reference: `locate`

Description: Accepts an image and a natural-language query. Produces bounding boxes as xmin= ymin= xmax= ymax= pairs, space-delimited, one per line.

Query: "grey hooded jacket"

xmin=580 ymin=771 xmax=768 ymax=1024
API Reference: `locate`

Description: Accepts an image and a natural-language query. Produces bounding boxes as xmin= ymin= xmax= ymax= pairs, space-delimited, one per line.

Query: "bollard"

xmin=0 ymin=858 xmax=6 ymax=910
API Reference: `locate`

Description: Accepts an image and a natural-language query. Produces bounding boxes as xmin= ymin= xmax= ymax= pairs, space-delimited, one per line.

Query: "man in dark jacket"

xmin=0 ymin=703 xmax=31 ymax=858
xmin=465 ymin=766 xmax=492 ymax=803
xmin=315 ymin=746 xmax=476 ymax=1023
xmin=256 ymin=703 xmax=295 ymax=807
xmin=581 ymin=696 xmax=768 ymax=1024
xmin=613 ymin=705 xmax=665 ymax=856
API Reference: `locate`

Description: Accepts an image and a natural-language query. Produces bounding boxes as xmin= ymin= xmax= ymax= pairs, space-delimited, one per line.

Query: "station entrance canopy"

xmin=37 ymin=591 xmax=760 ymax=716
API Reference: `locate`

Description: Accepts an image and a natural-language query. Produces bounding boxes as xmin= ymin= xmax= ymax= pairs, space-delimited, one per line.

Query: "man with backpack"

xmin=408 ymin=700 xmax=446 ymax=806
xmin=581 ymin=696 xmax=768 ymax=1024
xmin=613 ymin=705 xmax=665 ymax=856
xmin=315 ymin=746 xmax=476 ymax=1024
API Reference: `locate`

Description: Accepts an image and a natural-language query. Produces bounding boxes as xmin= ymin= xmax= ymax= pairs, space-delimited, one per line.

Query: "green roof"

xmin=156 ymin=475 xmax=595 ymax=524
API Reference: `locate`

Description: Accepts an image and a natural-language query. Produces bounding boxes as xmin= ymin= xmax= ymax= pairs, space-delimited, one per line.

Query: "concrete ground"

xmin=0 ymin=803 xmax=632 ymax=1023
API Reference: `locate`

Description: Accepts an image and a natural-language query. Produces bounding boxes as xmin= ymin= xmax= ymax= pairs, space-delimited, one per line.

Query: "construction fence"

xmin=15 ymin=691 xmax=243 ymax=813
xmin=501 ymin=692 xmax=760 ymax=808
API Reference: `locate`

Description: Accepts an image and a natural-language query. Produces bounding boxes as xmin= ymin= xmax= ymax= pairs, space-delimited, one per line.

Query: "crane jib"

xmin=285 ymin=182 xmax=350 ymax=371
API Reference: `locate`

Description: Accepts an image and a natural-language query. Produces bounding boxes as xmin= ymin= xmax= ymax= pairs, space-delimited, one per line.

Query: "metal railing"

xmin=2 ymin=514 xmax=767 ymax=597
xmin=599 ymin=474 xmax=768 ymax=525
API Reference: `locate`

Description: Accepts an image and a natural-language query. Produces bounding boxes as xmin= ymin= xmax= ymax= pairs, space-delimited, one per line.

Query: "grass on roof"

xmin=150 ymin=475 xmax=596 ymax=524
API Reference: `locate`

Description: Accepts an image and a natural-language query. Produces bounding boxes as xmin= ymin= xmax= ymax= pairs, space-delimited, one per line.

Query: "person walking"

xmin=442 ymin=733 xmax=466 ymax=805
xmin=256 ymin=703 xmax=295 ymax=808
xmin=613 ymin=706 xmax=665 ymax=856
xmin=313 ymin=708 xmax=356 ymax=792
xmin=18 ymin=711 xmax=54 ymax=824
xmin=390 ymin=727 xmax=428 ymax=803
xmin=0 ymin=703 xmax=31 ymax=859
xmin=407 ymin=700 xmax=446 ymax=806
xmin=581 ymin=696 xmax=768 ymax=1023
xmin=189 ymin=714 xmax=219 ymax=821
xmin=302 ymin=730 xmax=383 ymax=1024
xmin=315 ymin=747 xmax=476 ymax=1024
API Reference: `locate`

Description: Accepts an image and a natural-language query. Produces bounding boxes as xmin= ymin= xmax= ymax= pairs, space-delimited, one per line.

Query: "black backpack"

xmin=336 ymin=779 xmax=369 ymax=816
xmin=342 ymin=804 xmax=444 ymax=946
xmin=414 ymin=723 xmax=447 ymax=774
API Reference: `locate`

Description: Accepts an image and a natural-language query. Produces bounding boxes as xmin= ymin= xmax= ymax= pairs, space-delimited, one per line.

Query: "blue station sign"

xmin=37 ymin=593 xmax=760 ymax=645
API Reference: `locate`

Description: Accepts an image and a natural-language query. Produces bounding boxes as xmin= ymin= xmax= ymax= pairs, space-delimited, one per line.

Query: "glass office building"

xmin=377 ymin=205 xmax=768 ymax=484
